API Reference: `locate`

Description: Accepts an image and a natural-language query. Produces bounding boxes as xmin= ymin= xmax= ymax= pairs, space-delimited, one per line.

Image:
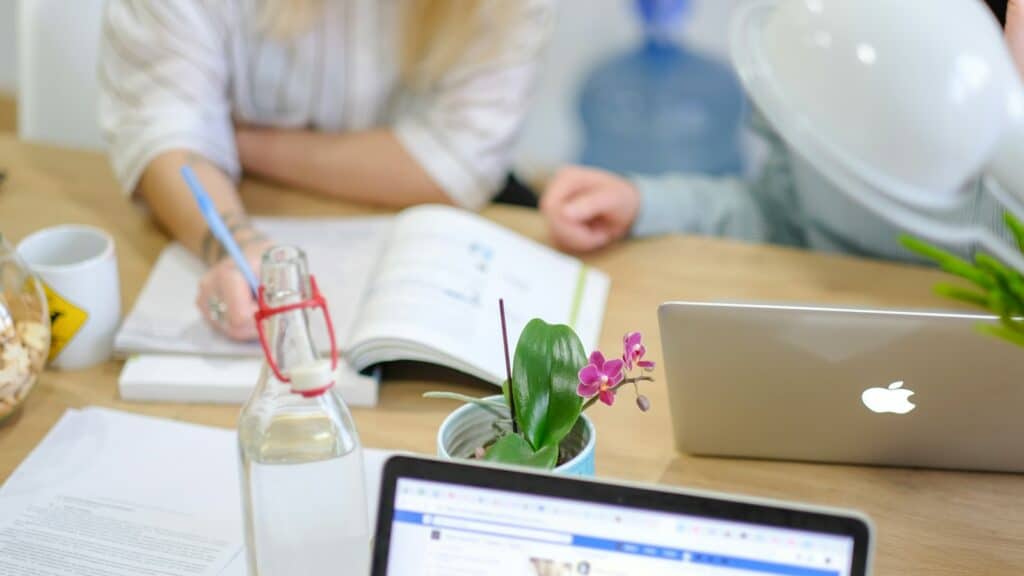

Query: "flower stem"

xmin=581 ymin=376 xmax=654 ymax=411
xmin=499 ymin=299 xmax=518 ymax=434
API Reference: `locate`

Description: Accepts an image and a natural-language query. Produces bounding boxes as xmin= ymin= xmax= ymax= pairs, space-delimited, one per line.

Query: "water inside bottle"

xmin=240 ymin=411 xmax=370 ymax=575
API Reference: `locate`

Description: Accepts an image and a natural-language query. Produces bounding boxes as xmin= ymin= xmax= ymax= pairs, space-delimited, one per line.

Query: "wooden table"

xmin=0 ymin=93 xmax=15 ymax=133
xmin=1 ymin=135 xmax=1021 ymax=574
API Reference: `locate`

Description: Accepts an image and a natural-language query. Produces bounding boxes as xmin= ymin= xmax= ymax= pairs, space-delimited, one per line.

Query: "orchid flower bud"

xmin=636 ymin=394 xmax=651 ymax=412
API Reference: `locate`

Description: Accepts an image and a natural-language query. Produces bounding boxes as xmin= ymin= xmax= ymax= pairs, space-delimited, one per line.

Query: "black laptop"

xmin=371 ymin=456 xmax=872 ymax=576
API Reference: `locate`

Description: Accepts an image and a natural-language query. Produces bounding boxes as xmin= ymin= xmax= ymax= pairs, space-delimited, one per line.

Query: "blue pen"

xmin=181 ymin=166 xmax=261 ymax=295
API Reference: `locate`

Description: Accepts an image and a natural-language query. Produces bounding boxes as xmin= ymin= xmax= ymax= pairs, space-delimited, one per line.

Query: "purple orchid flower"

xmin=623 ymin=332 xmax=655 ymax=371
xmin=577 ymin=351 xmax=625 ymax=406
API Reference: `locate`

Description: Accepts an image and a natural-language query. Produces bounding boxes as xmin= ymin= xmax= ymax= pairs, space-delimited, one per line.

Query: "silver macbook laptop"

xmin=658 ymin=301 xmax=1024 ymax=473
xmin=372 ymin=456 xmax=873 ymax=575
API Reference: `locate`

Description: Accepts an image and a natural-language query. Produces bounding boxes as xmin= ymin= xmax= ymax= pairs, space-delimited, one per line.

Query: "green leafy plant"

xmin=901 ymin=211 xmax=1024 ymax=347
xmin=427 ymin=303 xmax=656 ymax=470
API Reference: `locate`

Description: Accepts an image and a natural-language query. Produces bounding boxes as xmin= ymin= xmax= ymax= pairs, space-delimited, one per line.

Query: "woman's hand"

xmin=540 ymin=166 xmax=641 ymax=253
xmin=196 ymin=239 xmax=272 ymax=341
xmin=1008 ymin=0 xmax=1024 ymax=78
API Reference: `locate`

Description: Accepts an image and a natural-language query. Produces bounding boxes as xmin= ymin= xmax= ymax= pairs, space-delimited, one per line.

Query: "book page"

xmin=348 ymin=206 xmax=610 ymax=383
xmin=115 ymin=217 xmax=392 ymax=357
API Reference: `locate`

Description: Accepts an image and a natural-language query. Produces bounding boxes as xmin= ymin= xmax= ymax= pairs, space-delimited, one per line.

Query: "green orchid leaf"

xmin=483 ymin=433 xmax=559 ymax=469
xmin=422 ymin=392 xmax=508 ymax=419
xmin=511 ymin=319 xmax=586 ymax=451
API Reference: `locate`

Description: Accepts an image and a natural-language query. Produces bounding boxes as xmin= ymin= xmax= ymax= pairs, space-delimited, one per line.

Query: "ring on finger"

xmin=207 ymin=295 xmax=228 ymax=324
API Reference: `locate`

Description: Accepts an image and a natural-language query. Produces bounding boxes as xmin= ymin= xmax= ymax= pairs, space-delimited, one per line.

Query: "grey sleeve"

xmin=631 ymin=174 xmax=771 ymax=243
xmin=629 ymin=109 xmax=805 ymax=248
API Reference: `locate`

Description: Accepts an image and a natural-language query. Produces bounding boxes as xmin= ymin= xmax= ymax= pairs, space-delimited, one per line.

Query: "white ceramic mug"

xmin=17 ymin=225 xmax=121 ymax=370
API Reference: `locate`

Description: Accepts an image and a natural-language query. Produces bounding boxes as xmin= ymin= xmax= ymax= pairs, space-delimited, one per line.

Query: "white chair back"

xmin=17 ymin=0 xmax=106 ymax=149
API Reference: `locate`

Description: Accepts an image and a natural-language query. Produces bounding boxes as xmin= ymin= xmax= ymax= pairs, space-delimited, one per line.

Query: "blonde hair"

xmin=260 ymin=0 xmax=515 ymax=89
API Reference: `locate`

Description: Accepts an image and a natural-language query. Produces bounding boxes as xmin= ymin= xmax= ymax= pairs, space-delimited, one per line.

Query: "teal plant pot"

xmin=436 ymin=396 xmax=596 ymax=477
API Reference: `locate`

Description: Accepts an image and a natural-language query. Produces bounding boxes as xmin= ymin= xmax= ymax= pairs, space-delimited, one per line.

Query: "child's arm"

xmin=542 ymin=110 xmax=803 ymax=253
xmin=631 ymin=176 xmax=770 ymax=243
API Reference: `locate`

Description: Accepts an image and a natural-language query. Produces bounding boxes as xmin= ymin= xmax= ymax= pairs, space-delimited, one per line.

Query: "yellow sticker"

xmin=41 ymin=283 xmax=88 ymax=362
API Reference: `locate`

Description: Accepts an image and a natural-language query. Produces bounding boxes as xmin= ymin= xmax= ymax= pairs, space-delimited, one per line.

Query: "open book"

xmin=116 ymin=206 xmax=610 ymax=405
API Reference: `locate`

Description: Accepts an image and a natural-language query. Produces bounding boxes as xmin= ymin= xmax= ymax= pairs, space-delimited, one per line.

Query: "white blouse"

xmin=98 ymin=0 xmax=553 ymax=209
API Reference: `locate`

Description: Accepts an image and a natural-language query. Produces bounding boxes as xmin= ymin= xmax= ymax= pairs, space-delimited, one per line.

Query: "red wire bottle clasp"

xmin=254 ymin=275 xmax=339 ymax=394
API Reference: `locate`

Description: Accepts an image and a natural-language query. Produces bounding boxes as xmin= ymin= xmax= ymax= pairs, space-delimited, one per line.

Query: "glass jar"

xmin=0 ymin=233 xmax=51 ymax=422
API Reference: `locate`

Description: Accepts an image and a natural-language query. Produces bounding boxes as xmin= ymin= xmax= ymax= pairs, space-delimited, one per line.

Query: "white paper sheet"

xmin=0 ymin=408 xmax=398 ymax=576
xmin=0 ymin=409 xmax=242 ymax=575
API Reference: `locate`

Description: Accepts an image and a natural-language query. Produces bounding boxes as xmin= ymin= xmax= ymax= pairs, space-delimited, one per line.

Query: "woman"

xmin=100 ymin=0 xmax=552 ymax=340
xmin=541 ymin=0 xmax=1024 ymax=258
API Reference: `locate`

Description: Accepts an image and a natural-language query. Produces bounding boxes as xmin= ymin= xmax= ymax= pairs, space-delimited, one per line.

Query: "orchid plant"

xmin=427 ymin=302 xmax=656 ymax=470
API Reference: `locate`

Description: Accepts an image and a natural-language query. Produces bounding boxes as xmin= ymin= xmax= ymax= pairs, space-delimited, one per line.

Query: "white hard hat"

xmin=731 ymin=0 xmax=1024 ymax=212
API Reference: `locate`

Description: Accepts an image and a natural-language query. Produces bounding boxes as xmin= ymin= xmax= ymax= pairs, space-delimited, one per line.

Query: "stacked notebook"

xmin=116 ymin=205 xmax=610 ymax=407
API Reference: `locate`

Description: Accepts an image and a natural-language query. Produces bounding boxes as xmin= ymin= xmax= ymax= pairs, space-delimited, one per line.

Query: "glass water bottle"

xmin=238 ymin=246 xmax=370 ymax=575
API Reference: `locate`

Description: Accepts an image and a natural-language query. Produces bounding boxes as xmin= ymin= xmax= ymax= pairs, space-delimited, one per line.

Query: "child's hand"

xmin=540 ymin=166 xmax=641 ymax=253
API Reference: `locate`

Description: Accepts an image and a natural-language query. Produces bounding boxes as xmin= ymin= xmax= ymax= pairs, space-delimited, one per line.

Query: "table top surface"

xmin=1 ymin=135 xmax=1021 ymax=575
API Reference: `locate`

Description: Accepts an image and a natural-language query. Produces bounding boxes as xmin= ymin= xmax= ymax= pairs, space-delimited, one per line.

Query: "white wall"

xmin=0 ymin=0 xmax=747 ymax=168
xmin=513 ymin=0 xmax=747 ymax=177
xmin=0 ymin=1 xmax=16 ymax=92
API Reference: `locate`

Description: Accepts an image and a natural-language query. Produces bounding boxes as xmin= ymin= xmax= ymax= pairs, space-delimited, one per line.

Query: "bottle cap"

xmin=636 ymin=0 xmax=689 ymax=34
xmin=289 ymin=359 xmax=334 ymax=397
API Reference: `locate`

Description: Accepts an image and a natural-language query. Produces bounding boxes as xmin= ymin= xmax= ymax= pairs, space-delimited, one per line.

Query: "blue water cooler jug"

xmin=578 ymin=0 xmax=746 ymax=176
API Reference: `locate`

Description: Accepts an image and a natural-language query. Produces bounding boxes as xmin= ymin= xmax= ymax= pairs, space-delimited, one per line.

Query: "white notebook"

xmin=117 ymin=205 xmax=610 ymax=404
xmin=118 ymin=355 xmax=381 ymax=406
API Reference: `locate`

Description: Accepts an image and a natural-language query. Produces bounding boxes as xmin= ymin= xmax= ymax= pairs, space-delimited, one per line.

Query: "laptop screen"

xmin=383 ymin=478 xmax=857 ymax=576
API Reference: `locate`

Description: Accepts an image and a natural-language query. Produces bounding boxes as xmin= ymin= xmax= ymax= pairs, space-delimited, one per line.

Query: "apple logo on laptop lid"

xmin=861 ymin=381 xmax=916 ymax=414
